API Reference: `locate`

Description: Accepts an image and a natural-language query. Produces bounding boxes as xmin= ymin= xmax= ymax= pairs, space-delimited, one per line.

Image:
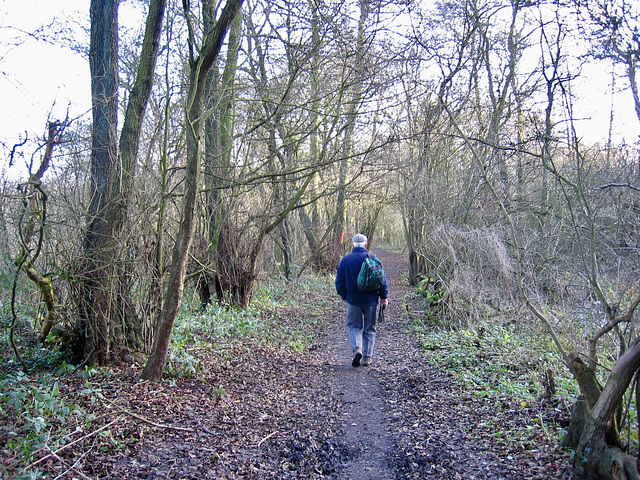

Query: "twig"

xmin=102 ymin=396 xmax=195 ymax=433
xmin=59 ymin=430 xmax=100 ymax=480
xmin=72 ymin=348 xmax=96 ymax=374
xmin=595 ymin=182 xmax=640 ymax=192
xmin=20 ymin=417 xmax=121 ymax=474
xmin=115 ymin=405 xmax=195 ymax=433
xmin=48 ymin=444 xmax=94 ymax=480
xmin=257 ymin=429 xmax=287 ymax=447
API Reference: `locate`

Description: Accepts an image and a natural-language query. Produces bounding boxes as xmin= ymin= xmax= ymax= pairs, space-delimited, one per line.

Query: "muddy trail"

xmin=23 ymin=249 xmax=573 ymax=479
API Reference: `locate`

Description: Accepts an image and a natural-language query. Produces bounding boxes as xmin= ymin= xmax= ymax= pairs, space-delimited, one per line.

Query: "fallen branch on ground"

xmin=19 ymin=417 xmax=122 ymax=475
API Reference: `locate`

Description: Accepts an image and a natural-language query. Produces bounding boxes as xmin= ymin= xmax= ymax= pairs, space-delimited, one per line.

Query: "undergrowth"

xmin=0 ymin=273 xmax=335 ymax=478
xmin=412 ymin=316 xmax=580 ymax=447
xmin=0 ymin=366 xmax=101 ymax=479
xmin=166 ymin=273 xmax=334 ymax=378
xmin=415 ymin=324 xmax=578 ymax=401
xmin=411 ymin=311 xmax=639 ymax=452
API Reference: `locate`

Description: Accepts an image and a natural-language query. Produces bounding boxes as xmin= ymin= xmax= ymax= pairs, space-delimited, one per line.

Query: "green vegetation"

xmin=0 ymin=273 xmax=333 ymax=478
xmin=415 ymin=324 xmax=578 ymax=401
xmin=0 ymin=369 xmax=98 ymax=479
xmin=172 ymin=273 xmax=332 ymax=350
xmin=409 ymin=310 xmax=640 ymax=453
xmin=412 ymin=318 xmax=579 ymax=448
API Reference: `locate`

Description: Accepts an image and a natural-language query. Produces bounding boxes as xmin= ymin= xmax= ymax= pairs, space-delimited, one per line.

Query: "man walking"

xmin=335 ymin=234 xmax=389 ymax=367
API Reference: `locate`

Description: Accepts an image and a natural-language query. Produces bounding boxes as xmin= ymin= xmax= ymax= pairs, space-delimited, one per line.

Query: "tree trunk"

xmin=13 ymin=122 xmax=63 ymax=345
xmin=571 ymin=355 xmax=604 ymax=409
xmin=214 ymin=223 xmax=257 ymax=308
xmin=278 ymin=219 xmax=292 ymax=280
xmin=203 ymin=9 xmax=241 ymax=307
xmin=80 ymin=0 xmax=166 ymax=364
xmin=575 ymin=342 xmax=640 ymax=479
xmin=404 ymin=207 xmax=425 ymax=286
xmin=147 ymin=31 xmax=174 ymax=345
xmin=298 ymin=0 xmax=328 ymax=273
xmin=298 ymin=206 xmax=327 ymax=271
xmin=332 ymin=0 xmax=371 ymax=263
xmin=81 ymin=0 xmax=120 ymax=365
xmin=141 ymin=0 xmax=244 ymax=381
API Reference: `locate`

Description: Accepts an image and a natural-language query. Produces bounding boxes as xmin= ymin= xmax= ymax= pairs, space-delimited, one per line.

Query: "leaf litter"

xmin=8 ymin=250 xmax=574 ymax=479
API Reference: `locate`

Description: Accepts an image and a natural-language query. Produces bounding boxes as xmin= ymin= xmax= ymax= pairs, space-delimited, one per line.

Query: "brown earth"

xmin=12 ymin=248 xmax=575 ymax=479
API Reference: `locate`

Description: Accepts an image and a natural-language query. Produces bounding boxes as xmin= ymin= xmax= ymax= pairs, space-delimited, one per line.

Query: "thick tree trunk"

xmin=575 ymin=342 xmax=640 ymax=479
xmin=571 ymin=355 xmax=604 ymax=409
xmin=80 ymin=0 xmax=166 ymax=364
xmin=82 ymin=0 xmax=120 ymax=365
xmin=214 ymin=222 xmax=258 ymax=308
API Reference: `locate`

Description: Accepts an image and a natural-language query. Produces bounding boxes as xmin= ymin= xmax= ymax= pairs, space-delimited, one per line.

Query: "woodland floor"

xmin=4 ymin=249 xmax=576 ymax=479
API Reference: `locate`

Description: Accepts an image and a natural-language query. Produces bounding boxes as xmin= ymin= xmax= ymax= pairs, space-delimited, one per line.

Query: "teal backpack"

xmin=357 ymin=254 xmax=385 ymax=292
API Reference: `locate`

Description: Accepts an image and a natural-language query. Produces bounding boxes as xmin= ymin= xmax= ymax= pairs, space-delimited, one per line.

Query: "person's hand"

xmin=381 ymin=298 xmax=389 ymax=307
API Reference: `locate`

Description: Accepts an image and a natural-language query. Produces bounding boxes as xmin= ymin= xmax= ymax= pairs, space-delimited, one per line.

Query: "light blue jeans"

xmin=346 ymin=303 xmax=377 ymax=357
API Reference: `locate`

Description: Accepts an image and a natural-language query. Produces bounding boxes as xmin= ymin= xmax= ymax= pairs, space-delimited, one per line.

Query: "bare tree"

xmin=331 ymin=0 xmax=374 ymax=261
xmin=80 ymin=0 xmax=166 ymax=365
xmin=7 ymin=121 xmax=69 ymax=371
xmin=142 ymin=0 xmax=244 ymax=381
xmin=199 ymin=7 xmax=242 ymax=307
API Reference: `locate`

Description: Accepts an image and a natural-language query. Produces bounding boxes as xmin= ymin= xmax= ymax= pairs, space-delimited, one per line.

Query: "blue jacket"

xmin=335 ymin=247 xmax=389 ymax=307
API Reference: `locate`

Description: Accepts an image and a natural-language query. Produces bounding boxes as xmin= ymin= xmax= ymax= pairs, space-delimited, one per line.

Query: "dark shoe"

xmin=362 ymin=356 xmax=372 ymax=366
xmin=352 ymin=349 xmax=362 ymax=367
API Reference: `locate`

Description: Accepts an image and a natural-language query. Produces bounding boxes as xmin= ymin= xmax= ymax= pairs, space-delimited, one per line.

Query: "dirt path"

xmin=307 ymin=248 xmax=418 ymax=479
xmin=42 ymin=248 xmax=573 ymax=479
xmin=306 ymin=248 xmax=571 ymax=479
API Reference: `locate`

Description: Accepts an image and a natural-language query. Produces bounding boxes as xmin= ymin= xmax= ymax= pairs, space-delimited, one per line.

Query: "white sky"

xmin=0 ymin=0 xmax=90 ymax=159
xmin=0 ymin=0 xmax=638 ymax=179
xmin=572 ymin=60 xmax=639 ymax=146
